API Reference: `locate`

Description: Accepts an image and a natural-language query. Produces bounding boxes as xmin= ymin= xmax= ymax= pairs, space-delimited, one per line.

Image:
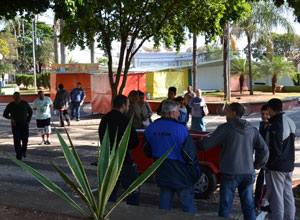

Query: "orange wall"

xmin=91 ymin=73 xmax=146 ymax=114
xmin=50 ymin=73 xmax=91 ymax=102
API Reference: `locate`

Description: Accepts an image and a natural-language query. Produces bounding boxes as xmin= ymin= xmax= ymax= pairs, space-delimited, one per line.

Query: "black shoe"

xmin=22 ymin=152 xmax=27 ymax=158
xmin=91 ymin=161 xmax=98 ymax=166
xmin=16 ymin=155 xmax=22 ymax=160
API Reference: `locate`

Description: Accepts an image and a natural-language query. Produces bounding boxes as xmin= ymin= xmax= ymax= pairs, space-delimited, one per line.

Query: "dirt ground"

xmin=1 ymin=91 xmax=300 ymax=219
xmin=203 ymin=91 xmax=300 ymax=102
xmin=0 ymin=205 xmax=83 ymax=220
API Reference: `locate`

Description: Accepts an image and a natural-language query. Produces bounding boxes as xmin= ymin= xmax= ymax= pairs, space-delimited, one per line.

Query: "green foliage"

xmin=231 ymin=59 xmax=248 ymax=76
xmin=21 ymin=74 xmax=34 ymax=88
xmin=6 ymin=118 xmax=173 ymax=220
xmin=205 ymin=43 xmax=223 ymax=61
xmin=37 ymin=39 xmax=54 ymax=68
xmin=232 ymin=0 xmax=294 ymax=94
xmin=292 ymin=73 xmax=300 ymax=86
xmin=36 ymin=74 xmax=42 ymax=89
xmin=97 ymin=57 xmax=108 ymax=66
xmin=0 ymin=38 xmax=10 ymax=58
xmin=0 ymin=30 xmax=18 ymax=61
xmin=42 ymin=72 xmax=50 ymax=89
xmin=0 ymin=1 xmax=50 ymax=19
xmin=0 ymin=62 xmax=10 ymax=74
xmin=256 ymin=56 xmax=297 ymax=83
xmin=273 ymin=0 xmax=300 ymax=23
xmin=15 ymin=74 xmax=22 ymax=86
xmin=53 ymin=0 xmax=253 ymax=101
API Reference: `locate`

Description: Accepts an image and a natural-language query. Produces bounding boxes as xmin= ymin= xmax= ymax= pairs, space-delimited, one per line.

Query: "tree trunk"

xmin=90 ymin=39 xmax=95 ymax=63
xmin=272 ymin=74 xmax=277 ymax=95
xmin=60 ymin=19 xmax=66 ymax=64
xmin=247 ymin=34 xmax=253 ymax=95
xmin=193 ymin=33 xmax=197 ymax=90
xmin=222 ymin=26 xmax=228 ymax=100
xmin=53 ymin=18 xmax=59 ymax=64
xmin=239 ymin=74 xmax=244 ymax=94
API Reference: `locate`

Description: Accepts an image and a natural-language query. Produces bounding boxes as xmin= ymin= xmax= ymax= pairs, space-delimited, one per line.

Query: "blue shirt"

xmin=70 ymin=88 xmax=86 ymax=102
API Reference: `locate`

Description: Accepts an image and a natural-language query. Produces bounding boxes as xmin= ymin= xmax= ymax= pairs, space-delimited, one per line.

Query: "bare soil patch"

xmin=204 ymin=91 xmax=300 ymax=103
xmin=0 ymin=205 xmax=83 ymax=220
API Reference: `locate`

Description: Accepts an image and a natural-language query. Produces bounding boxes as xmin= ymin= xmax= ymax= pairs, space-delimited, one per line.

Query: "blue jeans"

xmin=191 ymin=116 xmax=205 ymax=131
xmin=159 ymin=186 xmax=197 ymax=214
xmin=70 ymin=102 xmax=81 ymax=120
xmin=109 ymin=163 xmax=140 ymax=206
xmin=219 ymin=173 xmax=256 ymax=220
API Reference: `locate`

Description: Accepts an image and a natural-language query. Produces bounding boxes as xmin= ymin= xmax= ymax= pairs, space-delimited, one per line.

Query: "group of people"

xmin=2 ymin=83 xmax=296 ymax=220
xmin=125 ymin=90 xmax=153 ymax=129
xmin=99 ymin=91 xmax=295 ymax=220
xmin=97 ymin=94 xmax=200 ymax=211
xmin=156 ymin=86 xmax=207 ymax=131
xmin=3 ymin=82 xmax=86 ymax=160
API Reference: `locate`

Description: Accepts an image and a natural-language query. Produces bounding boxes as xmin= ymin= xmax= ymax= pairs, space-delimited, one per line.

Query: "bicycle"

xmin=216 ymin=99 xmax=253 ymax=116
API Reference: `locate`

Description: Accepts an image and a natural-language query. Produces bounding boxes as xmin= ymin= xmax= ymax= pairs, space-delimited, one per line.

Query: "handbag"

xmin=202 ymin=104 xmax=209 ymax=116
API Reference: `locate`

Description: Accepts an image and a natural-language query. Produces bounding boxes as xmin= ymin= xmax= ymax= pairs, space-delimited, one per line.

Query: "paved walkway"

xmin=0 ymin=102 xmax=300 ymax=219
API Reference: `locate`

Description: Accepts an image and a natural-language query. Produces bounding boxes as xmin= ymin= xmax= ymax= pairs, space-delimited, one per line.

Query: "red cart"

xmin=132 ymin=130 xmax=220 ymax=199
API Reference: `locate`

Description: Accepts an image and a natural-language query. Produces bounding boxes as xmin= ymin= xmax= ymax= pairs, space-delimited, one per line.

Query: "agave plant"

xmin=6 ymin=118 xmax=173 ymax=220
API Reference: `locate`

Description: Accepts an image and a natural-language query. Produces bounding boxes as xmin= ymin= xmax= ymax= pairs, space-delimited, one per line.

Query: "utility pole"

xmin=227 ymin=22 xmax=231 ymax=101
xmin=192 ymin=33 xmax=197 ymax=90
xmin=32 ymin=16 xmax=37 ymax=93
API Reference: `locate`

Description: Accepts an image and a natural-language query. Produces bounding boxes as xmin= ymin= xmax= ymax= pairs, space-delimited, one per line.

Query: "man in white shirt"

xmin=32 ymin=91 xmax=53 ymax=145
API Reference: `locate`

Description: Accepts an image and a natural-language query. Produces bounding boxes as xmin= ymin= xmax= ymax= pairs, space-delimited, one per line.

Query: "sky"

xmin=25 ymin=6 xmax=300 ymax=64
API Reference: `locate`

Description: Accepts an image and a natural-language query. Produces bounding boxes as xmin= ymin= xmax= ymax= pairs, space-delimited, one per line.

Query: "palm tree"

xmin=257 ymin=56 xmax=296 ymax=94
xmin=232 ymin=0 xmax=294 ymax=95
xmin=231 ymin=59 xmax=248 ymax=94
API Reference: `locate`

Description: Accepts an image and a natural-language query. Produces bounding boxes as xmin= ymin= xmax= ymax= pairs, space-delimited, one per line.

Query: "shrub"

xmin=16 ymin=75 xmax=22 ymax=86
xmin=36 ymin=74 xmax=42 ymax=89
xmin=42 ymin=72 xmax=50 ymax=89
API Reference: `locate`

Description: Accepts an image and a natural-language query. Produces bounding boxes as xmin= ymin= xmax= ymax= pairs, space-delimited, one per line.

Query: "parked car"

xmin=132 ymin=130 xmax=220 ymax=199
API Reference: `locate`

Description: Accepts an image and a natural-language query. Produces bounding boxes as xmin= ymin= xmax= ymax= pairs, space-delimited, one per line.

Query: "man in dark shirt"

xmin=98 ymin=94 xmax=139 ymax=205
xmin=156 ymin=86 xmax=177 ymax=115
xmin=3 ymin=92 xmax=32 ymax=160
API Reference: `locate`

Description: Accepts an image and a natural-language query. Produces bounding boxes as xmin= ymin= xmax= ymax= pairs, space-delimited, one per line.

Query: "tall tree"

xmin=232 ymin=0 xmax=294 ymax=95
xmin=54 ymin=0 xmax=251 ymax=103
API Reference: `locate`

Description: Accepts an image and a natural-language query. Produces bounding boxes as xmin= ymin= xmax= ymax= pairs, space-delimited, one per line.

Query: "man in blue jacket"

xmin=70 ymin=82 xmax=86 ymax=121
xmin=266 ymin=98 xmax=296 ymax=220
xmin=143 ymin=100 xmax=200 ymax=214
xmin=197 ymin=103 xmax=269 ymax=220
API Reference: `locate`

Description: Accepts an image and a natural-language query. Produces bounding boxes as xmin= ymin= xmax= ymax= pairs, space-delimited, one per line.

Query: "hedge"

xmin=15 ymin=73 xmax=50 ymax=89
